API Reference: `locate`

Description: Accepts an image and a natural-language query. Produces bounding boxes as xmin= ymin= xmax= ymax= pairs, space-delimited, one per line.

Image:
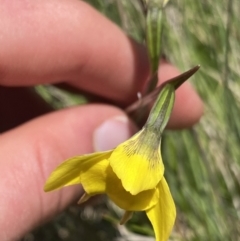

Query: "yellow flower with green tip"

xmin=44 ymin=83 xmax=176 ymax=241
xmin=44 ymin=64 xmax=200 ymax=240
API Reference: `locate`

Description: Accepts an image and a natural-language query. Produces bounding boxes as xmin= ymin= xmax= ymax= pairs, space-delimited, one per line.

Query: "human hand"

xmin=0 ymin=1 xmax=203 ymax=240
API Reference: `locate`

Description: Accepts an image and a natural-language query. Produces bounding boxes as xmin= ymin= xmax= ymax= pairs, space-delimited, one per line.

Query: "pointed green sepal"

xmin=163 ymin=65 xmax=200 ymax=90
xmin=125 ymin=65 xmax=200 ymax=115
xmin=145 ymin=83 xmax=174 ymax=133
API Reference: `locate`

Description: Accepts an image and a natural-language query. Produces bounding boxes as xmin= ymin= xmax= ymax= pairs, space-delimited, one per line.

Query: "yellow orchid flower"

xmin=44 ymin=66 xmax=200 ymax=241
xmin=44 ymin=84 xmax=176 ymax=241
xmin=44 ymin=151 xmax=175 ymax=241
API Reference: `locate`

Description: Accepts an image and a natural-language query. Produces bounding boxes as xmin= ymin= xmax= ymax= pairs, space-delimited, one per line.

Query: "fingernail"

xmin=94 ymin=116 xmax=137 ymax=151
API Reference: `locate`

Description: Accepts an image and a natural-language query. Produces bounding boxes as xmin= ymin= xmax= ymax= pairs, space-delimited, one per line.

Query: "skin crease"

xmin=0 ymin=0 xmax=203 ymax=240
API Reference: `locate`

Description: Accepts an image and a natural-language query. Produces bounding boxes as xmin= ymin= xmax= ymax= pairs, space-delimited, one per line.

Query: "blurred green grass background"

xmin=24 ymin=0 xmax=240 ymax=240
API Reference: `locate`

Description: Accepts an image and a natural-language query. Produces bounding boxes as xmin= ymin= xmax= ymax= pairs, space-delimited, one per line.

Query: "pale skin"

xmin=0 ymin=1 xmax=203 ymax=240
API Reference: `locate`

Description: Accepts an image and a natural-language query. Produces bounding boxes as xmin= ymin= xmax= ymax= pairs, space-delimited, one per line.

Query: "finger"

xmin=158 ymin=63 xmax=203 ymax=128
xmin=0 ymin=105 xmax=137 ymax=240
xmin=0 ymin=0 xmax=149 ymax=104
xmin=0 ymin=0 xmax=203 ymax=126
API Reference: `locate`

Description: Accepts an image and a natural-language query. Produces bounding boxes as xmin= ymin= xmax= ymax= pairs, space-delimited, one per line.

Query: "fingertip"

xmin=158 ymin=62 xmax=181 ymax=84
xmin=93 ymin=115 xmax=138 ymax=151
xmin=168 ymin=82 xmax=204 ymax=128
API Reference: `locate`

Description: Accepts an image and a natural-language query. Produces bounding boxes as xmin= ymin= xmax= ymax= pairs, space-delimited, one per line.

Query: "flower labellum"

xmin=44 ymin=66 xmax=200 ymax=241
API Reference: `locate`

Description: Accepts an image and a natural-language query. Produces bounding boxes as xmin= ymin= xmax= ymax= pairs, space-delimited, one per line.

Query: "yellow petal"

xmin=44 ymin=151 xmax=112 ymax=192
xmin=146 ymin=177 xmax=176 ymax=241
xmin=80 ymin=161 xmax=159 ymax=211
xmin=105 ymin=166 xmax=159 ymax=211
xmin=80 ymin=159 xmax=109 ymax=195
xmin=109 ymin=128 xmax=164 ymax=195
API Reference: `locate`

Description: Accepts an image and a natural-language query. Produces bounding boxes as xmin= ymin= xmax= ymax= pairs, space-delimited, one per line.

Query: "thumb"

xmin=0 ymin=104 xmax=137 ymax=241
